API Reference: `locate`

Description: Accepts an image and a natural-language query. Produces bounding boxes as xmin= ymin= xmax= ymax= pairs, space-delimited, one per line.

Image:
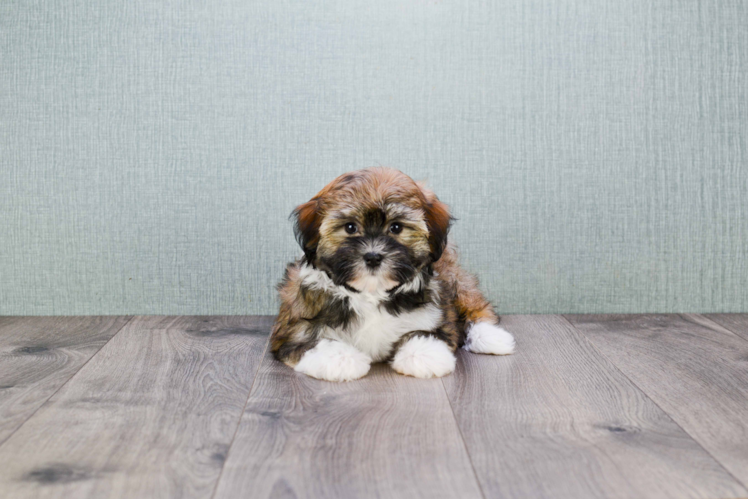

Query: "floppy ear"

xmin=292 ymin=199 xmax=321 ymax=262
xmin=420 ymin=186 xmax=452 ymax=262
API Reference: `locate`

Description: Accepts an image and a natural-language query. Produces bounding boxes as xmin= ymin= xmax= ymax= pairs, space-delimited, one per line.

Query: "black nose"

xmin=363 ymin=252 xmax=383 ymax=268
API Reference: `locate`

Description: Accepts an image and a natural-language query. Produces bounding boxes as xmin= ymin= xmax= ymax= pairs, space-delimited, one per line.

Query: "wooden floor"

xmin=0 ymin=315 xmax=747 ymax=498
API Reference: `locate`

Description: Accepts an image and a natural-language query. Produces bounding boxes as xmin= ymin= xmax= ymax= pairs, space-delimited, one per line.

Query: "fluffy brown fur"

xmin=270 ymin=167 xmax=512 ymax=380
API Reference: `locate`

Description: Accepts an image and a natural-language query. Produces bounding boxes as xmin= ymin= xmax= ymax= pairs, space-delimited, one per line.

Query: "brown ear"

xmin=420 ymin=186 xmax=452 ymax=262
xmin=292 ymin=199 xmax=321 ymax=262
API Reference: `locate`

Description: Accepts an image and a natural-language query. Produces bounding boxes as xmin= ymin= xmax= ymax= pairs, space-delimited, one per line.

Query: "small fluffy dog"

xmin=271 ymin=167 xmax=515 ymax=381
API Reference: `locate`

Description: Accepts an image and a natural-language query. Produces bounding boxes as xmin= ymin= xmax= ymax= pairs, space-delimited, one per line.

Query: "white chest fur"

xmin=330 ymin=293 xmax=442 ymax=362
xmin=298 ymin=265 xmax=443 ymax=362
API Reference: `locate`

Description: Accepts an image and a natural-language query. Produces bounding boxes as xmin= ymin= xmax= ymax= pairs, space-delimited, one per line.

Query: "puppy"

xmin=271 ymin=167 xmax=515 ymax=381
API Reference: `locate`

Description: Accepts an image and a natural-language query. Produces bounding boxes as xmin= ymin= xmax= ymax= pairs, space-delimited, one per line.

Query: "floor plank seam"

xmin=440 ymin=375 xmax=487 ymax=499
xmin=690 ymin=314 xmax=748 ymax=344
xmin=210 ymin=330 xmax=272 ymax=499
xmin=0 ymin=315 xmax=135 ymax=450
xmin=559 ymin=314 xmax=748 ymax=492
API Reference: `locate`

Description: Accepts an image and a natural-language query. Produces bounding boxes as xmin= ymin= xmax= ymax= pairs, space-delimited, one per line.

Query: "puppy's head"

xmin=292 ymin=168 xmax=452 ymax=293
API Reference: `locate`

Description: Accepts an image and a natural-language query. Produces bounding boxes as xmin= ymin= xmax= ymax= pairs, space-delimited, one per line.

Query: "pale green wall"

xmin=2 ymin=1 xmax=747 ymax=315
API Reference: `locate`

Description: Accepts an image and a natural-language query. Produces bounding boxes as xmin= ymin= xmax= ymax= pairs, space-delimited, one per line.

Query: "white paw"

xmin=463 ymin=322 xmax=516 ymax=355
xmin=295 ymin=339 xmax=372 ymax=382
xmin=391 ymin=336 xmax=456 ymax=378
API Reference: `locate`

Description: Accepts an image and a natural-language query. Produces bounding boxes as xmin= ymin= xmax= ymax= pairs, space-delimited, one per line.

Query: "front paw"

xmin=294 ymin=339 xmax=372 ymax=382
xmin=391 ymin=336 xmax=456 ymax=378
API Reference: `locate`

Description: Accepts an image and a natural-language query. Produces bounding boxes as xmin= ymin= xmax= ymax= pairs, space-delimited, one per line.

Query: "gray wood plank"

xmin=214 ymin=351 xmax=482 ymax=498
xmin=566 ymin=314 xmax=748 ymax=491
xmin=704 ymin=314 xmax=748 ymax=342
xmin=0 ymin=316 xmax=131 ymax=445
xmin=444 ymin=315 xmax=747 ymax=498
xmin=0 ymin=315 xmax=271 ymax=498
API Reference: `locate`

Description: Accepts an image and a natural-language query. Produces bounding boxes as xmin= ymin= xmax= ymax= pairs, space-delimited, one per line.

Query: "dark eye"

xmin=389 ymin=223 xmax=403 ymax=235
xmin=345 ymin=223 xmax=358 ymax=234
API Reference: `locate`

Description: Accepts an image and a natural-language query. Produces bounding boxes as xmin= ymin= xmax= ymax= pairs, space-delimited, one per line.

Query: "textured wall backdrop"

xmin=1 ymin=1 xmax=747 ymax=315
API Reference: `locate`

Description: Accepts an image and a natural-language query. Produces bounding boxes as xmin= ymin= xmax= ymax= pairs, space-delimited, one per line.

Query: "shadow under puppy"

xmin=271 ymin=167 xmax=515 ymax=381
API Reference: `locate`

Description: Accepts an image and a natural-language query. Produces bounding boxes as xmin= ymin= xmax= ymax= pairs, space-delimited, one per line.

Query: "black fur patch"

xmin=383 ymin=273 xmax=433 ymax=316
xmin=306 ymin=295 xmax=356 ymax=330
xmin=425 ymin=327 xmax=455 ymax=347
xmin=384 ymin=328 xmax=453 ymax=361
xmin=388 ymin=245 xmax=418 ymax=284
xmin=383 ymin=290 xmax=429 ymax=315
xmin=363 ymin=208 xmax=387 ymax=235
xmin=298 ymin=283 xmax=357 ymax=330
xmin=274 ymin=337 xmax=319 ymax=363
xmin=319 ymin=239 xmax=363 ymax=287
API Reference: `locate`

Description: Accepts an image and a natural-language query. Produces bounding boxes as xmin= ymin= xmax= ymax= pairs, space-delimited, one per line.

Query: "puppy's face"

xmin=292 ymin=168 xmax=451 ymax=293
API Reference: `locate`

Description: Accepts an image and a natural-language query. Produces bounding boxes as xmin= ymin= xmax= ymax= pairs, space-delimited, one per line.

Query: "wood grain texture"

xmin=0 ymin=316 xmax=271 ymax=498
xmin=704 ymin=314 xmax=748 ymax=342
xmin=566 ymin=314 xmax=748 ymax=490
xmin=444 ymin=315 xmax=747 ymax=498
xmin=0 ymin=316 xmax=131 ymax=445
xmin=214 ymin=352 xmax=482 ymax=498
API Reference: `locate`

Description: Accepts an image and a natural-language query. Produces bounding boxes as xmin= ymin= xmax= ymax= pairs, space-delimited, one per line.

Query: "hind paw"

xmin=463 ymin=322 xmax=516 ymax=355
